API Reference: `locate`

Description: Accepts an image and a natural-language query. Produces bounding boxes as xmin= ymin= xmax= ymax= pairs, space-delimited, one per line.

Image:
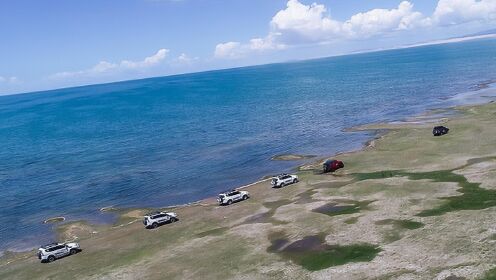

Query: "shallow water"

xmin=0 ymin=38 xmax=495 ymax=252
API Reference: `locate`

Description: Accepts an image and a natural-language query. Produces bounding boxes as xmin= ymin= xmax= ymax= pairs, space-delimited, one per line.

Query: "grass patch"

xmin=267 ymin=234 xmax=381 ymax=271
xmin=344 ymin=216 xmax=359 ymax=224
xmin=352 ymin=162 xmax=496 ymax=217
xmin=196 ymin=227 xmax=228 ymax=238
xmin=480 ymin=268 xmax=496 ymax=280
xmin=375 ymin=219 xmax=424 ymax=230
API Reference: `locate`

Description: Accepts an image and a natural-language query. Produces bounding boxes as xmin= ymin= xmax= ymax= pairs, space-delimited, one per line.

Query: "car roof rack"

xmin=145 ymin=211 xmax=162 ymax=216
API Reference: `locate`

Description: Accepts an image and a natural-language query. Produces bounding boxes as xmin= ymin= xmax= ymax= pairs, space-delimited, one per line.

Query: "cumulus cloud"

xmin=271 ymin=0 xmax=428 ymax=41
xmin=214 ymin=42 xmax=243 ymax=59
xmin=51 ymin=48 xmax=169 ymax=80
xmin=214 ymin=0 xmax=496 ymax=59
xmin=215 ymin=34 xmax=286 ymax=59
xmin=215 ymin=0 xmax=428 ymax=58
xmin=433 ymin=0 xmax=496 ymax=26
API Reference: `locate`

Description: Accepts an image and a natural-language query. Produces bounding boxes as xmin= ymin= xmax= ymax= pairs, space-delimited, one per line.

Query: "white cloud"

xmin=215 ymin=34 xmax=286 ymax=59
xmin=176 ymin=53 xmax=198 ymax=64
xmin=214 ymin=42 xmax=243 ymax=59
xmin=215 ymin=0 xmax=429 ymax=59
xmin=433 ymin=0 xmax=496 ymax=26
xmin=342 ymin=1 xmax=430 ymax=37
xmin=271 ymin=0 xmax=428 ymax=41
xmin=120 ymin=49 xmax=169 ymax=69
xmin=51 ymin=48 xmax=169 ymax=80
xmin=0 ymin=76 xmax=18 ymax=84
xmin=214 ymin=0 xmax=496 ymax=59
xmin=270 ymin=0 xmax=342 ymax=42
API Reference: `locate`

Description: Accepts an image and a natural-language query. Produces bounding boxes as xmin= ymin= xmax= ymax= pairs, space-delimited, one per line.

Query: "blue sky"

xmin=0 ymin=0 xmax=495 ymax=95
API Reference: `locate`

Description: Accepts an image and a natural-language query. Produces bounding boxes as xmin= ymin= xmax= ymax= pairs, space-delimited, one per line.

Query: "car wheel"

xmin=227 ymin=200 xmax=232 ymax=205
xmin=280 ymin=183 xmax=284 ymax=188
xmin=70 ymin=249 xmax=77 ymax=255
xmin=293 ymin=179 xmax=298 ymax=184
xmin=242 ymin=195 xmax=248 ymax=200
xmin=152 ymin=223 xmax=158 ymax=229
xmin=170 ymin=217 xmax=177 ymax=222
xmin=48 ymin=255 xmax=55 ymax=263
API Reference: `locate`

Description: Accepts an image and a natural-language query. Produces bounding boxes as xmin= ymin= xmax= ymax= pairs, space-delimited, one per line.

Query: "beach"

xmin=2 ymin=92 xmax=496 ymax=279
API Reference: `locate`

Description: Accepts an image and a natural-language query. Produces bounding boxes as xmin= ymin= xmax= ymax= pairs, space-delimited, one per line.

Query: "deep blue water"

xmin=1 ymin=38 xmax=495 ymax=253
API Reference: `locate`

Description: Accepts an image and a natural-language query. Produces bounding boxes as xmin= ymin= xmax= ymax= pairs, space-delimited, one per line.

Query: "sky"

xmin=0 ymin=0 xmax=495 ymax=95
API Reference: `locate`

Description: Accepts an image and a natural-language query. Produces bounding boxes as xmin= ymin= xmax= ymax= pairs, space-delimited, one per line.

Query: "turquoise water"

xmin=0 ymin=38 xmax=495 ymax=253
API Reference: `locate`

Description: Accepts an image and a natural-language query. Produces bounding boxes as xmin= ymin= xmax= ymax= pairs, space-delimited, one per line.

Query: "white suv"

xmin=38 ymin=242 xmax=81 ymax=263
xmin=143 ymin=211 xmax=178 ymax=229
xmin=271 ymin=173 xmax=299 ymax=188
xmin=217 ymin=189 xmax=250 ymax=205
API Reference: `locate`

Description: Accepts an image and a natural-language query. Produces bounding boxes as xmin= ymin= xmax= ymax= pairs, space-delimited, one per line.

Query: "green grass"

xmin=196 ymin=227 xmax=228 ymax=238
xmin=344 ymin=216 xmax=359 ymax=224
xmin=480 ymin=268 xmax=496 ymax=280
xmin=352 ymin=162 xmax=496 ymax=217
xmin=375 ymin=219 xmax=424 ymax=230
xmin=294 ymin=244 xmax=381 ymax=271
xmin=267 ymin=234 xmax=381 ymax=271
xmin=396 ymin=219 xmax=424 ymax=230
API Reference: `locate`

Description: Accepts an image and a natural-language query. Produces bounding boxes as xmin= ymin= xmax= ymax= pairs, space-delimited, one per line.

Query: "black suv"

xmin=433 ymin=126 xmax=449 ymax=136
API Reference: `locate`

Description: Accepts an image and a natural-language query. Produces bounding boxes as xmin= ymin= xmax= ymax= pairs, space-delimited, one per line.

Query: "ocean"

xmin=0 ymin=38 xmax=495 ymax=253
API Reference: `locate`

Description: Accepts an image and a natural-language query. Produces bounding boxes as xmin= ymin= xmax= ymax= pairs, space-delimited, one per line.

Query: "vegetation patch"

xmin=196 ymin=227 xmax=228 ymax=238
xmin=294 ymin=189 xmax=319 ymax=204
xmin=375 ymin=219 xmax=424 ymax=230
xmin=352 ymin=162 xmax=496 ymax=217
xmin=480 ymin=267 xmax=496 ymax=280
xmin=267 ymin=233 xmax=381 ymax=271
xmin=313 ymin=200 xmax=373 ymax=216
xmin=240 ymin=200 xmax=291 ymax=225
xmin=344 ymin=216 xmax=360 ymax=224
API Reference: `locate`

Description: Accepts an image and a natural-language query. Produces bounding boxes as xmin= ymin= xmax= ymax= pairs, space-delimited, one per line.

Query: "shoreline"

xmin=2 ymin=85 xmax=495 ymax=257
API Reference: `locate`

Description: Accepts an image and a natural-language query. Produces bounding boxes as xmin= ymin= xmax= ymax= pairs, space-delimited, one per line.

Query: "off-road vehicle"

xmin=323 ymin=159 xmax=344 ymax=173
xmin=433 ymin=126 xmax=449 ymax=136
xmin=38 ymin=242 xmax=81 ymax=263
xmin=217 ymin=189 xmax=249 ymax=205
xmin=271 ymin=173 xmax=299 ymax=188
xmin=143 ymin=211 xmax=178 ymax=229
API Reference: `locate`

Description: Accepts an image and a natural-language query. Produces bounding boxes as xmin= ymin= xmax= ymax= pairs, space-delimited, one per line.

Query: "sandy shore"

xmin=2 ymin=101 xmax=496 ymax=279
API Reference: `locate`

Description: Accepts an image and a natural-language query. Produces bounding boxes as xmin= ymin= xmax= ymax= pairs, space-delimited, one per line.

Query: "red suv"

xmin=323 ymin=159 xmax=344 ymax=173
